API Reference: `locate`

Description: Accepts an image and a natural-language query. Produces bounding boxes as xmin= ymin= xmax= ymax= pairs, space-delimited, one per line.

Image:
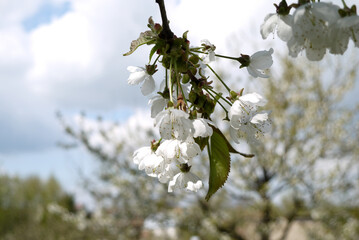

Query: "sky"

xmin=0 ymin=0 xmax=358 ymax=205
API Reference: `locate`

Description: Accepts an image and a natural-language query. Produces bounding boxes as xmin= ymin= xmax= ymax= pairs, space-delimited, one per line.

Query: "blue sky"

xmin=22 ymin=1 xmax=71 ymax=31
xmin=1 ymin=0 xmax=358 ymax=206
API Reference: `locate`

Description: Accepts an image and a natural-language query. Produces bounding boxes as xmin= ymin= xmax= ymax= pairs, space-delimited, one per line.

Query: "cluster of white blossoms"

xmin=261 ymin=1 xmax=359 ymax=60
xmin=132 ymin=107 xmax=213 ymax=192
xmin=229 ymin=93 xmax=272 ymax=144
xmin=124 ymin=14 xmax=273 ymax=197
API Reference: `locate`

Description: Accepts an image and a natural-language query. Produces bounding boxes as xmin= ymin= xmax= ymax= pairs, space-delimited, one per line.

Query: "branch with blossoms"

xmin=261 ymin=0 xmax=359 ymax=60
xmin=123 ymin=0 xmax=358 ymax=200
xmin=123 ymin=0 xmax=273 ymax=200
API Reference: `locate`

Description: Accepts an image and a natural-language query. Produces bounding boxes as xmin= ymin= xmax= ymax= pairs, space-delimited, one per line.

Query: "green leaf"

xmin=206 ymin=129 xmax=231 ymax=201
xmin=211 ymin=125 xmax=255 ymax=158
xmin=123 ymin=31 xmax=156 ymax=56
xmin=149 ymin=44 xmax=160 ymax=62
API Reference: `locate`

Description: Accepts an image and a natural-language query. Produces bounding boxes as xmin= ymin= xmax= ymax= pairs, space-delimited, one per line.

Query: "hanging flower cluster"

xmin=123 ymin=1 xmax=273 ymax=199
xmin=261 ymin=0 xmax=359 ymax=60
xmin=124 ymin=0 xmax=357 ymax=200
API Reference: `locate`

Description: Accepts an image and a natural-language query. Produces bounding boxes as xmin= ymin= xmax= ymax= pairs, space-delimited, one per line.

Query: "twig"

xmin=155 ymin=0 xmax=174 ymax=40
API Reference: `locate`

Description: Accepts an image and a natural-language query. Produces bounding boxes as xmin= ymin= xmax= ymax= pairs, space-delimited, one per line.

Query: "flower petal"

xmin=141 ymin=75 xmax=155 ymax=95
xmin=260 ymin=13 xmax=278 ymax=39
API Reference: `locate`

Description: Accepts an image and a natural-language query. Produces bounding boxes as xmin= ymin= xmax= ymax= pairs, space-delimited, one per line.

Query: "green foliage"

xmin=0 ymin=174 xmax=88 ymax=240
xmin=206 ymin=128 xmax=231 ymax=201
xmin=123 ymin=30 xmax=157 ymax=56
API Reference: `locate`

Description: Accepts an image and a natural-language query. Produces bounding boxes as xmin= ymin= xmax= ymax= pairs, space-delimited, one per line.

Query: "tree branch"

xmin=155 ymin=0 xmax=174 ymax=40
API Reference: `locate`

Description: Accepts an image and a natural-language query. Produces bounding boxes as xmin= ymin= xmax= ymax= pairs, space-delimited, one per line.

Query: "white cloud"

xmin=0 ymin=0 xmax=160 ymax=153
xmin=2 ymin=0 xmax=357 ymax=153
xmin=167 ymin=0 xmax=269 ymax=51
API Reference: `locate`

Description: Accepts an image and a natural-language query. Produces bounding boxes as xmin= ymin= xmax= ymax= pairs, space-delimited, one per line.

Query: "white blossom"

xmin=247 ymin=48 xmax=274 ymax=78
xmin=157 ymin=163 xmax=178 ymax=183
xmin=156 ymin=138 xmax=201 ymax=164
xmin=229 ymin=93 xmax=271 ymax=143
xmin=149 ymin=95 xmax=168 ymax=118
xmin=127 ymin=66 xmax=155 ymax=95
xmin=329 ymin=15 xmax=359 ymax=54
xmin=155 ymin=108 xmax=193 ymax=141
xmin=288 ymin=2 xmax=340 ymax=60
xmin=133 ymin=146 xmax=151 ymax=165
xmin=134 ymin=146 xmax=163 ymax=177
xmin=261 ymin=13 xmax=293 ymax=42
xmin=168 ymin=171 xmax=203 ymax=192
xmin=138 ymin=152 xmax=166 ymax=178
xmin=192 ymin=118 xmax=213 ymax=138
xmin=200 ymin=39 xmax=216 ymax=64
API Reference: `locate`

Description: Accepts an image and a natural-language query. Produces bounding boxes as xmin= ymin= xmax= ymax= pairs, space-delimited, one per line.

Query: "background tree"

xmin=58 ymin=53 xmax=359 ymax=240
xmin=0 ymin=173 xmax=107 ymax=240
xmin=175 ymin=54 xmax=359 ymax=240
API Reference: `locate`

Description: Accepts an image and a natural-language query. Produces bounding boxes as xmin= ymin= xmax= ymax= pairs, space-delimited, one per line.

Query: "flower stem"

xmin=152 ymin=54 xmax=161 ymax=65
xmin=206 ymin=64 xmax=231 ymax=93
xmin=169 ymin=62 xmax=173 ymax=103
xmin=204 ymin=88 xmax=229 ymax=120
xmin=214 ymin=54 xmax=239 ymax=61
xmin=206 ymin=88 xmax=232 ymax=106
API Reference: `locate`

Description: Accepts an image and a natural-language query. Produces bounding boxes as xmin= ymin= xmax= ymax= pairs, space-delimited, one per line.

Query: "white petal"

xmin=201 ymin=39 xmax=211 ymax=45
xmin=186 ymin=180 xmax=203 ymax=192
xmin=250 ymin=48 xmax=274 ymax=69
xmin=127 ymin=71 xmax=147 ymax=85
xmin=247 ymin=66 xmax=268 ymax=78
xmin=305 ymin=47 xmax=326 ymax=61
xmin=149 ymin=95 xmax=167 ymax=118
xmin=127 ymin=66 xmax=144 ymax=73
xmin=239 ymin=92 xmax=267 ymax=106
xmin=168 ymin=173 xmax=180 ymax=192
xmin=141 ymin=76 xmax=155 ymax=96
xmin=277 ymin=15 xmax=293 ymax=42
xmin=133 ymin=146 xmax=151 ymax=165
xmin=168 ymin=172 xmax=202 ymax=192
xmin=158 ymin=163 xmax=178 ymax=183
xmin=260 ymin=13 xmax=278 ymax=39
xmin=286 ymin=37 xmax=302 ymax=58
xmin=180 ymin=139 xmax=201 ymax=159
xmin=154 ymin=110 xmax=167 ymax=127
xmin=229 ymin=127 xmax=240 ymax=144
xmin=193 ymin=119 xmax=213 ymax=138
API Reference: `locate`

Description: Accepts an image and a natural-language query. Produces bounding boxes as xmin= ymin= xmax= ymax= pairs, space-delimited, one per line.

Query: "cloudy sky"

xmin=0 ymin=0 xmax=357 ymax=204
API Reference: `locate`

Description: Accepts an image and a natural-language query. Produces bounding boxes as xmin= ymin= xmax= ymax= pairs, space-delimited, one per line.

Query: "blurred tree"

xmin=174 ymin=55 xmax=359 ymax=240
xmin=58 ymin=112 xmax=180 ymax=239
xmin=0 ymin=174 xmax=102 ymax=239
xmin=58 ymin=54 xmax=359 ymax=240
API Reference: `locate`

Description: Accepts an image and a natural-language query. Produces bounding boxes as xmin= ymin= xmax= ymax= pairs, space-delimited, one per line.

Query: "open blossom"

xmin=229 ymin=93 xmax=271 ymax=143
xmin=168 ymin=170 xmax=203 ymax=192
xmin=200 ymin=39 xmax=216 ymax=64
xmin=139 ymin=153 xmax=166 ymax=178
xmin=155 ymin=108 xmax=193 ymax=141
xmin=247 ymin=48 xmax=274 ymax=78
xmin=133 ymin=146 xmax=162 ymax=177
xmin=261 ymin=13 xmax=293 ymax=42
xmin=156 ymin=138 xmax=201 ymax=164
xmin=329 ymin=15 xmax=359 ymax=54
xmin=149 ymin=95 xmax=168 ymax=118
xmin=133 ymin=145 xmax=179 ymax=182
xmin=133 ymin=146 xmax=152 ymax=165
xmin=127 ymin=66 xmax=155 ymax=96
xmin=288 ymin=2 xmax=340 ymax=61
xmin=192 ymin=118 xmax=213 ymax=138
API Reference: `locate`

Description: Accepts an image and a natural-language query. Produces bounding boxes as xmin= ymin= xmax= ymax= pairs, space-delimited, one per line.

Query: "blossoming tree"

xmin=124 ymin=0 xmax=359 ymax=200
xmin=57 ymin=0 xmax=359 ymax=239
